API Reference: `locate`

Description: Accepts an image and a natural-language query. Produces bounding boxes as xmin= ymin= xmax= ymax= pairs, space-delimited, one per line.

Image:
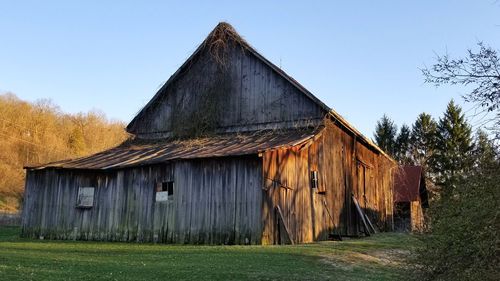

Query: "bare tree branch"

xmin=422 ymin=42 xmax=500 ymax=136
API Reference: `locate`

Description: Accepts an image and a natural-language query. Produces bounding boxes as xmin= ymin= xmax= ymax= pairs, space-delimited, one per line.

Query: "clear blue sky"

xmin=1 ymin=1 xmax=499 ymax=137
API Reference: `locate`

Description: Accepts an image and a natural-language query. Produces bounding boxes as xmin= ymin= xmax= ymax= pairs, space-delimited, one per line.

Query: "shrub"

xmin=414 ymin=163 xmax=499 ymax=280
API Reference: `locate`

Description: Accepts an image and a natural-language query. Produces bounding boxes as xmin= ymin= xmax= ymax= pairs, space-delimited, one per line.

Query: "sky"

xmin=0 ymin=1 xmax=499 ymax=137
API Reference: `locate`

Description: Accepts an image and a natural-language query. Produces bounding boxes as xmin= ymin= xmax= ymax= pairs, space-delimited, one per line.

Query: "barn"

xmin=393 ymin=166 xmax=429 ymax=232
xmin=22 ymin=22 xmax=396 ymax=244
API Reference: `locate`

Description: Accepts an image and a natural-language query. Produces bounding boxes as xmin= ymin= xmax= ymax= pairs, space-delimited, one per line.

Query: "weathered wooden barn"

xmin=22 ymin=22 xmax=396 ymax=244
xmin=393 ymin=166 xmax=428 ymax=232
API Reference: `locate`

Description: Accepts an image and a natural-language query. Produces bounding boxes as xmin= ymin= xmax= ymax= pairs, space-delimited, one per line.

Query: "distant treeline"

xmin=373 ymin=100 xmax=498 ymax=195
xmin=0 ymin=93 xmax=128 ymax=211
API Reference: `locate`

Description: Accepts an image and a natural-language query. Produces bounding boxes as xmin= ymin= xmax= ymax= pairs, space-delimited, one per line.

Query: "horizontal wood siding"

xmin=21 ymin=157 xmax=262 ymax=244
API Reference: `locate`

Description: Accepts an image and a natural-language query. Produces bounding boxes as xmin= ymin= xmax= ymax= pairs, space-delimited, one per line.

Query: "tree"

xmin=414 ymin=106 xmax=499 ymax=281
xmin=432 ymin=100 xmax=473 ymax=194
xmin=374 ymin=114 xmax=398 ymax=157
xmin=473 ymin=130 xmax=498 ymax=172
xmin=0 ymin=93 xmax=128 ymax=211
xmin=417 ymin=43 xmax=500 ymax=281
xmin=422 ymin=42 xmax=500 ymax=135
xmin=68 ymin=126 xmax=86 ymax=156
xmin=416 ymin=162 xmax=500 ymax=281
xmin=395 ymin=124 xmax=411 ymax=163
xmin=410 ymin=113 xmax=437 ymax=170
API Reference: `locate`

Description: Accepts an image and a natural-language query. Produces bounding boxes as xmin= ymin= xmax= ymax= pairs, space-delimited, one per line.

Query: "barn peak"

xmin=126 ymin=22 xmax=330 ymax=138
xmin=198 ymin=22 xmax=252 ymax=65
xmin=204 ymin=22 xmax=248 ymax=47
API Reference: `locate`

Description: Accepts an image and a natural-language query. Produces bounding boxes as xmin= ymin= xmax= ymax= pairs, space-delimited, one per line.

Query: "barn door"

xmin=356 ymin=161 xmax=371 ymax=209
xmin=262 ymin=174 xmax=293 ymax=244
xmin=276 ymin=187 xmax=294 ymax=244
xmin=262 ymin=149 xmax=305 ymax=245
xmin=355 ymin=161 xmax=368 ymax=235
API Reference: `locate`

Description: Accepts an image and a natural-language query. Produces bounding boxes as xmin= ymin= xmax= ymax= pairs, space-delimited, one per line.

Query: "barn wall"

xmin=21 ymin=156 xmax=263 ymax=244
xmin=410 ymin=201 xmax=424 ymax=232
xmin=262 ymin=119 xmax=395 ymax=244
xmin=128 ymin=46 xmax=326 ymax=138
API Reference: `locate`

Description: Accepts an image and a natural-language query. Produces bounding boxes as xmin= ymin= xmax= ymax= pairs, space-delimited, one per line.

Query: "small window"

xmin=156 ymin=181 xmax=174 ymax=202
xmin=310 ymin=171 xmax=319 ymax=189
xmin=311 ymin=170 xmax=326 ymax=194
xmin=76 ymin=187 xmax=95 ymax=208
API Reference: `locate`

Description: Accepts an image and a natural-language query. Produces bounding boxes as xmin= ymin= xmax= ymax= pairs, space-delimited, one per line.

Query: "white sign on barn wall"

xmin=77 ymin=187 xmax=95 ymax=208
xmin=156 ymin=191 xmax=169 ymax=202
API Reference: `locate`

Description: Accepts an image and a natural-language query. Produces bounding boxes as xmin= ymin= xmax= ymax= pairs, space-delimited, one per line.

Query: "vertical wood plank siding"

xmin=410 ymin=201 xmax=424 ymax=232
xmin=22 ymin=157 xmax=263 ymax=244
xmin=262 ymin=119 xmax=395 ymax=244
xmin=129 ymin=47 xmax=325 ymax=138
xmin=22 ymin=120 xmax=394 ymax=245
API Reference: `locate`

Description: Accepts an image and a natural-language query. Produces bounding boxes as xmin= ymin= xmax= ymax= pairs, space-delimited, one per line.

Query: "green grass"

xmin=0 ymin=226 xmax=417 ymax=281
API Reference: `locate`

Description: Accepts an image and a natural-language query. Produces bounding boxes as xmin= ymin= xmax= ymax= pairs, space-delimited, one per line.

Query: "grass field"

xmin=0 ymin=226 xmax=417 ymax=281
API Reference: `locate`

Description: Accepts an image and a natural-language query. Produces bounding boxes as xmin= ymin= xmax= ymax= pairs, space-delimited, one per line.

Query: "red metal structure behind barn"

xmin=393 ymin=166 xmax=429 ymax=232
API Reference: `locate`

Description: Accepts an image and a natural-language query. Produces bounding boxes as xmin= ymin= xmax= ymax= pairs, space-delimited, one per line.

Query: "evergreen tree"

xmin=418 ymin=42 xmax=500 ymax=281
xmin=473 ymin=130 xmax=498 ymax=172
xmin=410 ymin=113 xmax=437 ymax=169
xmin=395 ymin=124 xmax=411 ymax=163
xmin=374 ymin=114 xmax=398 ymax=157
xmin=432 ymin=100 xmax=473 ymax=193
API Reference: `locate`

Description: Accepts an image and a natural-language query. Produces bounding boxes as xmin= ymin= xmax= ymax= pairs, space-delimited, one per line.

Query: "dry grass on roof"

xmin=121 ymin=126 xmax=322 ymax=149
xmin=202 ymin=22 xmax=251 ymax=65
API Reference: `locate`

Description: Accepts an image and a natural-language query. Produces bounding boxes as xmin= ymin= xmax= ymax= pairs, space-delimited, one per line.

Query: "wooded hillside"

xmin=0 ymin=93 xmax=128 ymax=211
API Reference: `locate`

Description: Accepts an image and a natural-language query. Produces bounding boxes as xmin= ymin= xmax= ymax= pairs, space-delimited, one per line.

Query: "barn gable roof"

xmin=25 ymin=23 xmax=395 ymax=171
xmin=26 ymin=127 xmax=321 ymax=170
xmin=124 ymin=22 xmax=392 ymax=160
xmin=126 ymin=22 xmax=330 ymax=134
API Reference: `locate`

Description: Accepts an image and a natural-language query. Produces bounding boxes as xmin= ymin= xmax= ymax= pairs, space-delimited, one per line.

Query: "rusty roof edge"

xmin=101 ymin=151 xmax=260 ymax=170
xmin=24 ymin=151 xmax=261 ymax=171
xmin=327 ymin=109 xmax=396 ymax=163
xmin=27 ymin=150 xmax=265 ymax=171
xmin=257 ymin=128 xmax=323 ymax=153
xmin=24 ymin=127 xmax=320 ymax=171
xmin=23 ymin=146 xmax=125 ymax=170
